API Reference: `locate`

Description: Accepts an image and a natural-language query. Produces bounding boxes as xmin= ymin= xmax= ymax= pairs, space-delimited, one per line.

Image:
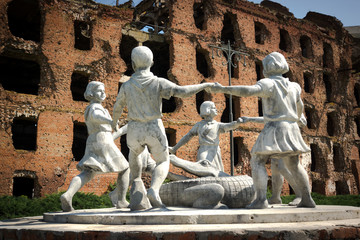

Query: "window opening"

xmin=196 ymin=89 xmax=212 ymax=114
xmin=196 ymin=48 xmax=210 ymax=78
xmin=327 ymin=112 xmax=338 ymax=137
xmin=13 ymin=177 xmax=34 ymax=198
xmin=310 ymin=143 xmax=321 ymax=172
xmin=254 ymin=22 xmax=267 ymax=44
xmin=279 ymin=29 xmax=291 ymax=52
xmin=333 ymin=143 xmax=344 ymax=172
xmin=120 ymin=134 xmax=129 ymax=161
xmin=303 ymin=72 xmax=314 ymax=93
xmin=312 ymin=180 xmax=326 ymax=195
xmin=323 ymin=42 xmax=334 ymax=68
xmin=12 ymin=116 xmax=37 ymax=151
xmin=193 ymin=2 xmax=205 ymax=30
xmin=300 ymin=35 xmax=313 ymax=58
xmin=0 ymin=56 xmax=40 ymax=95
xmin=74 ymin=20 xmax=93 ymax=50
xmin=72 ymin=121 xmax=87 ymax=161
xmin=166 ymin=128 xmax=176 ymax=147
xmin=221 ymin=95 xmax=239 ymax=122
xmin=335 ymin=181 xmax=350 ymax=195
xmin=120 ymin=35 xmax=138 ymax=76
xmin=323 ymin=72 xmax=332 ymax=102
xmin=7 ymin=0 xmax=41 ymax=42
xmin=71 ymin=72 xmax=90 ymax=102
xmin=234 ymin=137 xmax=251 ymax=167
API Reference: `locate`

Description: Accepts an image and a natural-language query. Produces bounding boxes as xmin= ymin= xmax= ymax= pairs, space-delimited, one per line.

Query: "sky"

xmin=94 ymin=0 xmax=359 ymax=27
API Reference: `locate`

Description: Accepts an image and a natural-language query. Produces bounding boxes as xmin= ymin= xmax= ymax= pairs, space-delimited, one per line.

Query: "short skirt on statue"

xmin=251 ymin=121 xmax=310 ymax=158
xmin=77 ymin=131 xmax=129 ymax=173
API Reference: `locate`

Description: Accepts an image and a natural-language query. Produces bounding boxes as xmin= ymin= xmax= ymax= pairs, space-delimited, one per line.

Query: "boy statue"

xmin=112 ymin=46 xmax=214 ymax=209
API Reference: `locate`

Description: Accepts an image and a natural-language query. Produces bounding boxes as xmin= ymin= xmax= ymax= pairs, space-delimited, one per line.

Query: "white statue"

xmin=112 ymin=46 xmax=214 ymax=209
xmin=169 ymin=101 xmax=243 ymax=176
xmin=61 ymin=81 xmax=130 ymax=212
xmin=211 ymin=52 xmax=316 ymax=209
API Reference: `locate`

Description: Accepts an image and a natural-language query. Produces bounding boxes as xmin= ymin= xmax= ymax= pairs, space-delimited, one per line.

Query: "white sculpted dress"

xmin=77 ymin=103 xmax=128 ymax=173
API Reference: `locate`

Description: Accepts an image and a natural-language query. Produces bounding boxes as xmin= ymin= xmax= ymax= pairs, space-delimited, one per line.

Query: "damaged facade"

xmin=0 ymin=0 xmax=359 ymax=197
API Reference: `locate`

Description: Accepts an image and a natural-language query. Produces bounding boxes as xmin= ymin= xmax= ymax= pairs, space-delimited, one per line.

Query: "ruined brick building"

xmin=0 ymin=0 xmax=359 ymax=198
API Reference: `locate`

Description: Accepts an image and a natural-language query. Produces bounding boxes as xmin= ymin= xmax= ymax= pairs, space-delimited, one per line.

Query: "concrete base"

xmin=1 ymin=205 xmax=360 ymax=239
xmin=43 ymin=205 xmax=360 ymax=225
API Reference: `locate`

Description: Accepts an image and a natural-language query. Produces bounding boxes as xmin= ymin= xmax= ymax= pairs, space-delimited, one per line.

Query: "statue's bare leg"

xmin=268 ymin=159 xmax=283 ymax=204
xmin=246 ymin=155 xmax=269 ymax=209
xmin=282 ymin=155 xmax=316 ymax=208
xmin=147 ymin=146 xmax=168 ymax=208
xmin=116 ymin=168 xmax=130 ymax=208
xmin=275 ymin=158 xmax=302 ymax=206
xmin=60 ymin=170 xmax=96 ymax=212
xmin=169 ymin=155 xmax=219 ymax=177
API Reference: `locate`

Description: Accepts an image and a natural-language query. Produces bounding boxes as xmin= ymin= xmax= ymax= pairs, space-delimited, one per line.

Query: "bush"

xmin=281 ymin=193 xmax=360 ymax=207
xmin=0 ymin=192 xmax=113 ymax=220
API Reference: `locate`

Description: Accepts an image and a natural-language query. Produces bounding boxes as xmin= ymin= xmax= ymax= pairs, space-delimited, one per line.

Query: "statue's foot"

xmin=246 ymin=199 xmax=268 ymax=209
xmin=268 ymin=196 xmax=282 ymax=204
xmin=60 ymin=193 xmax=74 ymax=212
xmin=116 ymin=200 xmax=130 ymax=209
xmin=147 ymin=188 xmax=166 ymax=208
xmin=288 ymin=197 xmax=302 ymax=206
xmin=109 ymin=190 xmax=117 ymax=207
xmin=297 ymin=197 xmax=316 ymax=208
xmin=213 ymin=203 xmax=228 ymax=209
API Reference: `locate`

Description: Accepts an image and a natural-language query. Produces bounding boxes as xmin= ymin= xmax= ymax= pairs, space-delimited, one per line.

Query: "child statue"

xmin=60 ymin=81 xmax=130 ymax=212
xmin=211 ymin=52 xmax=316 ymax=209
xmin=112 ymin=46 xmax=215 ymax=209
xmin=169 ymin=101 xmax=243 ymax=177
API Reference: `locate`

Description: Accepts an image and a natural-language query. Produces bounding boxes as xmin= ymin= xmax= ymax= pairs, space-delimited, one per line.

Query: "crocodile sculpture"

xmin=159 ymin=174 xmax=255 ymax=208
xmin=158 ymin=155 xmax=255 ymax=209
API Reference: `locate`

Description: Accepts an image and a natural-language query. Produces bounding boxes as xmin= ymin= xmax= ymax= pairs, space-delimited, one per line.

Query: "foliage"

xmin=0 ymin=192 xmax=113 ymax=221
xmin=1 ymin=191 xmax=360 ymax=220
xmin=281 ymin=193 xmax=360 ymax=207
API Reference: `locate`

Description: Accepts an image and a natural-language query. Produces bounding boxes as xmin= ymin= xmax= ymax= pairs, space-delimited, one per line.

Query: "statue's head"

xmin=84 ymin=81 xmax=105 ymax=101
xmin=262 ymin=52 xmax=289 ymax=78
xmin=200 ymin=101 xmax=216 ymax=118
xmin=131 ymin=46 xmax=154 ymax=71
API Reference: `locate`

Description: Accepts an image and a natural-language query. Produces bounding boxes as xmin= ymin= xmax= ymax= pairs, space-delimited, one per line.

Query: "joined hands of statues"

xmin=111 ymin=120 xmax=120 ymax=131
xmin=206 ymin=82 xmax=223 ymax=93
xmin=168 ymin=146 xmax=176 ymax=155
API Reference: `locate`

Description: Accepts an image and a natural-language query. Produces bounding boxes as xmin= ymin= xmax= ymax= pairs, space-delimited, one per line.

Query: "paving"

xmin=1 ymin=205 xmax=360 ymax=239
